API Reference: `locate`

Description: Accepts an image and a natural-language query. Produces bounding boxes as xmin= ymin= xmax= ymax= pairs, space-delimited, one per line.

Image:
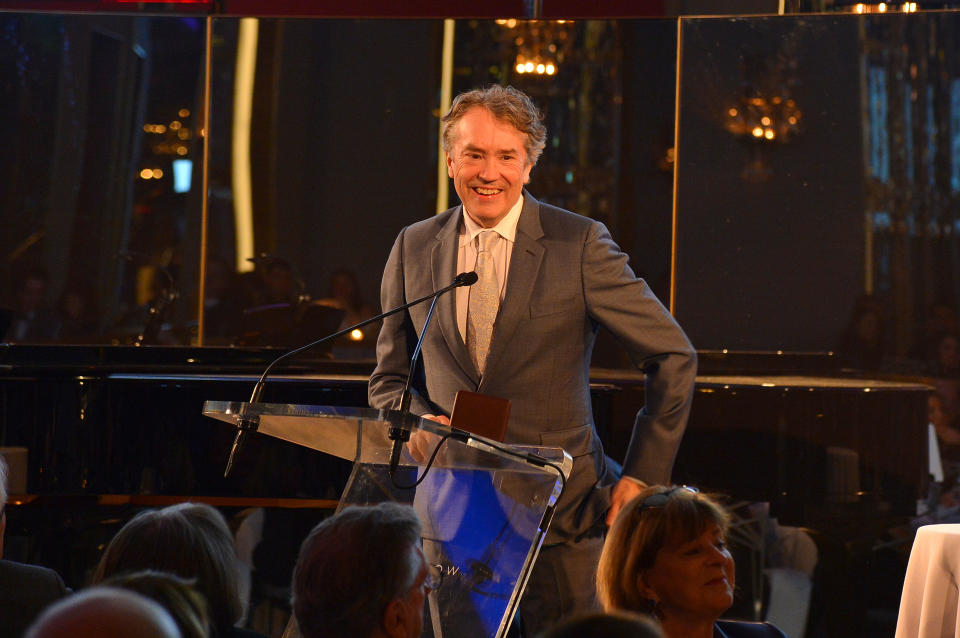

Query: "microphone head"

xmin=455 ymin=271 xmax=479 ymax=286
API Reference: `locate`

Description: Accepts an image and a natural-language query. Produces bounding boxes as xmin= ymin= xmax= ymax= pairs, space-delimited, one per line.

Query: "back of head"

xmin=597 ymin=485 xmax=730 ymax=613
xmin=537 ymin=612 xmax=663 ymax=638
xmin=92 ymin=502 xmax=243 ymax=630
xmin=103 ymin=570 xmax=210 ymax=638
xmin=25 ymin=587 xmax=181 ymax=638
xmin=292 ymin=502 xmax=422 ymax=638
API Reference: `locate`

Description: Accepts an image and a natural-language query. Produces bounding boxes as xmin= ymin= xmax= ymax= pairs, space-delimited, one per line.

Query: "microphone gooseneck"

xmin=388 ymin=269 xmax=475 ymax=475
xmin=224 ymin=272 xmax=478 ymax=478
xmin=390 ymin=294 xmax=443 ymax=477
xmin=387 ymin=271 xmax=479 ymax=478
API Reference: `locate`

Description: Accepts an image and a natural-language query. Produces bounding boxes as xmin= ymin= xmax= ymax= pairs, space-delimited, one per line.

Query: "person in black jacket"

xmin=0 ymin=455 xmax=69 ymax=638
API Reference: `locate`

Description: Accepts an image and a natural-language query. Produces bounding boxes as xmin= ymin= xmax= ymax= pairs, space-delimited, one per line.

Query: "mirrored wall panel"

xmin=0 ymin=13 xmax=206 ymax=345
xmin=203 ymin=17 xmax=677 ymax=359
xmin=0 ymin=13 xmax=678 ymax=355
xmin=674 ymin=11 xmax=960 ymax=374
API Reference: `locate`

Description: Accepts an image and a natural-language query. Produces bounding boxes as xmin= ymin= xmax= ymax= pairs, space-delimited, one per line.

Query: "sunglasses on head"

xmin=634 ymin=485 xmax=700 ymax=514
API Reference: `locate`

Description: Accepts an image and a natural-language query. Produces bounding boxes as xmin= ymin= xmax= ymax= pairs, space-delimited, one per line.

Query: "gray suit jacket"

xmin=369 ymin=193 xmax=696 ymax=541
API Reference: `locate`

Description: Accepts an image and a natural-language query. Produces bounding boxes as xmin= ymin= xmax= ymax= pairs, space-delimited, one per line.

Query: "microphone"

xmin=452 ymin=270 xmax=479 ymax=287
xmin=388 ymin=270 xmax=479 ymax=476
xmin=223 ymin=271 xmax=478 ymax=477
xmin=398 ymin=272 xmax=476 ymax=414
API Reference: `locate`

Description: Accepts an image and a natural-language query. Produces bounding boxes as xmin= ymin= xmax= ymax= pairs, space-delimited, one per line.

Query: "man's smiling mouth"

xmin=474 ymin=187 xmax=501 ymax=196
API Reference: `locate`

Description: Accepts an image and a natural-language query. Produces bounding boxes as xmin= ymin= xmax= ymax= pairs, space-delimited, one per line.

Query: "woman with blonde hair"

xmin=102 ymin=570 xmax=210 ymax=638
xmin=597 ymin=485 xmax=786 ymax=638
xmin=92 ymin=502 xmax=263 ymax=638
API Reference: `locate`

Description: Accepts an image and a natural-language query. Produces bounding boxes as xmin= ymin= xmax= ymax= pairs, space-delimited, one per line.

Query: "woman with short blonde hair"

xmin=598 ymin=485 xmax=785 ymax=638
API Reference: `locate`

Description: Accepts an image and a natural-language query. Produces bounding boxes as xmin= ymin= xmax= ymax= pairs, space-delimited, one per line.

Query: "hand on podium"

xmin=407 ymin=414 xmax=450 ymax=463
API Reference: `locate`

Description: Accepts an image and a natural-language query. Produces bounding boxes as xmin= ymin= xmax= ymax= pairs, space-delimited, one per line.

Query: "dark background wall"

xmin=618 ymin=19 xmax=678 ymax=303
xmin=674 ymin=16 xmax=866 ymax=352
xmin=264 ymin=20 xmax=442 ymax=305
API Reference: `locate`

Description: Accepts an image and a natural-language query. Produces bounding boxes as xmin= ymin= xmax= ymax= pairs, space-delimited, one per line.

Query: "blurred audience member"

xmin=24 ymin=587 xmax=180 ymax=638
xmin=313 ymin=269 xmax=378 ymax=355
xmin=317 ymin=270 xmax=376 ymax=329
xmin=929 ymin=391 xmax=960 ymax=503
xmin=291 ymin=502 xmax=429 ymax=638
xmin=6 ymin=267 xmax=59 ymax=343
xmin=928 ymin=303 xmax=958 ymax=337
xmin=597 ymin=485 xmax=786 ymax=638
xmin=536 ymin=611 xmax=663 ymax=638
xmin=930 ymin=391 xmax=960 ymax=450
xmin=55 ymin=281 xmax=100 ymax=343
xmin=0 ymin=455 xmax=69 ymax=638
xmin=928 ymin=332 xmax=960 ymax=378
xmin=92 ymin=502 xmax=262 ymax=638
xmin=261 ymin=259 xmax=298 ymax=306
xmin=202 ymin=256 xmax=245 ymax=344
xmin=836 ymin=295 xmax=886 ymax=371
xmin=915 ymin=302 xmax=959 ymax=361
xmin=103 ymin=570 xmax=210 ymax=638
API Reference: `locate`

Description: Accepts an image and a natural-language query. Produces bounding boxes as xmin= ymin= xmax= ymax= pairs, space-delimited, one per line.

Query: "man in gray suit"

xmin=368 ymin=85 xmax=696 ymax=633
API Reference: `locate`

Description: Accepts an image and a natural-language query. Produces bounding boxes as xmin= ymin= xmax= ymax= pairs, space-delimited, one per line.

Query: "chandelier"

xmin=725 ymin=95 xmax=802 ymax=143
xmin=495 ymin=19 xmax=575 ymax=77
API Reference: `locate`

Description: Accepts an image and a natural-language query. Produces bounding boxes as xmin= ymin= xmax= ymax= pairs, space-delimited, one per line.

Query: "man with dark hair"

xmin=291 ymin=503 xmax=431 ymax=638
xmin=0 ymin=455 xmax=69 ymax=638
xmin=369 ymin=84 xmax=696 ymax=633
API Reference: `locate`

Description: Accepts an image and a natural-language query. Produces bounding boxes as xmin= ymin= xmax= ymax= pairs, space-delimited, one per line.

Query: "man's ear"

xmin=446 ymin=153 xmax=455 ymax=179
xmin=382 ymin=598 xmax=408 ymax=638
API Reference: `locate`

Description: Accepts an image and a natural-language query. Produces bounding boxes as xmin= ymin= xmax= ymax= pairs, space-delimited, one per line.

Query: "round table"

xmin=896 ymin=524 xmax=960 ymax=638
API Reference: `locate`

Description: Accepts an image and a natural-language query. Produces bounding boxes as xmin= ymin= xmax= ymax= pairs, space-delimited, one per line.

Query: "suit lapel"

xmin=479 ymin=193 xmax=545 ymax=390
xmin=432 ymin=207 xmax=478 ymax=383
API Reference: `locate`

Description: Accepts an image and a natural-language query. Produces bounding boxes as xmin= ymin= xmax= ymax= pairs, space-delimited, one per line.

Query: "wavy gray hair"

xmin=441 ymin=85 xmax=547 ymax=167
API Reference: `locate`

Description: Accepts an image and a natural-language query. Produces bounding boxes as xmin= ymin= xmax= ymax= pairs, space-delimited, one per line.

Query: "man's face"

xmin=393 ymin=546 xmax=429 ymax=638
xmin=446 ymin=107 xmax=532 ymax=228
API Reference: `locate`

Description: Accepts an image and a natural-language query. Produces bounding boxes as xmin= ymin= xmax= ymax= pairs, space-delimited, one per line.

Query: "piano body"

xmin=0 ymin=343 xmax=931 ymax=638
xmin=0 ymin=344 xmax=929 ymax=525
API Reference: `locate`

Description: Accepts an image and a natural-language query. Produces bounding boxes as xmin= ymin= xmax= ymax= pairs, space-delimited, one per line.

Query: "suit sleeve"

xmin=368 ymin=228 xmax=435 ymax=415
xmin=582 ymin=220 xmax=697 ymax=484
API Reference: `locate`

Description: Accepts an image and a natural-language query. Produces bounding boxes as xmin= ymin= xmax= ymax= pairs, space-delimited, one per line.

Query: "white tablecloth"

xmin=896 ymin=524 xmax=960 ymax=638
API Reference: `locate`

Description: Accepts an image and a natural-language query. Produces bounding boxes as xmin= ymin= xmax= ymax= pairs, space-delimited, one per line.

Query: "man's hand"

xmin=606 ymin=477 xmax=647 ymax=527
xmin=407 ymin=414 xmax=450 ymax=463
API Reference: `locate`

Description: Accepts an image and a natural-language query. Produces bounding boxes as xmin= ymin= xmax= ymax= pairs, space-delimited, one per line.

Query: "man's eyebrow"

xmin=461 ymin=143 xmax=521 ymax=155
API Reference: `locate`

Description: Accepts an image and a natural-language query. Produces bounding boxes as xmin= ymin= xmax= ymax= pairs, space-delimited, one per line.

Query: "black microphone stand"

xmin=223 ymin=271 xmax=478 ymax=477
xmin=388 ymin=293 xmax=441 ymax=477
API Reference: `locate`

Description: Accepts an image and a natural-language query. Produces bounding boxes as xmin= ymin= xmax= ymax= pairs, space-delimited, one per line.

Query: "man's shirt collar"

xmin=459 ymin=194 xmax=524 ymax=246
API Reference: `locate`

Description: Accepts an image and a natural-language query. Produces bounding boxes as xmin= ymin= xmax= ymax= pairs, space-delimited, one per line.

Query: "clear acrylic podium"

xmin=203 ymin=401 xmax=572 ymax=638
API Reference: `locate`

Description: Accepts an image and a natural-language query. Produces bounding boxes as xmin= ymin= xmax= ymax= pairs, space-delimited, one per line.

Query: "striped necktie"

xmin=467 ymin=230 xmax=500 ymax=374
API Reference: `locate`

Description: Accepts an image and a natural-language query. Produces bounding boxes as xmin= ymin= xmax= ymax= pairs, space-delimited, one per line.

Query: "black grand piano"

xmin=0 ymin=343 xmax=931 ymax=638
xmin=0 ymin=343 xmax=929 ymax=524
